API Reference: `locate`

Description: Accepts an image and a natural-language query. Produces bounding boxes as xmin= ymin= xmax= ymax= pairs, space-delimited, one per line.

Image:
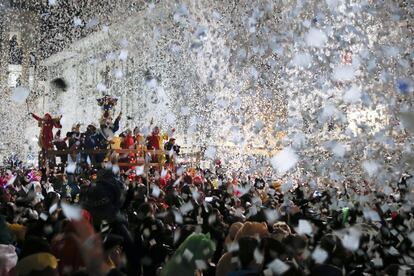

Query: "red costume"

xmin=123 ymin=133 xmax=135 ymax=150
xmin=147 ymin=132 xmax=161 ymax=150
xmin=123 ymin=133 xmax=135 ymax=159
xmin=31 ymin=113 xmax=62 ymax=150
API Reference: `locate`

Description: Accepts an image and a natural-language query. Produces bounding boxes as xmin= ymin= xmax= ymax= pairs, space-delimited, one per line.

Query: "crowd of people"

xmin=0 ymin=100 xmax=412 ymax=276
xmin=0 ymin=155 xmax=413 ymax=275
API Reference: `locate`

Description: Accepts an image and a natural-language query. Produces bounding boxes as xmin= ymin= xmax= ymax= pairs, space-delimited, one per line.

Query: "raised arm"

xmin=113 ymin=112 xmax=122 ymax=133
xmin=30 ymin=113 xmax=42 ymax=121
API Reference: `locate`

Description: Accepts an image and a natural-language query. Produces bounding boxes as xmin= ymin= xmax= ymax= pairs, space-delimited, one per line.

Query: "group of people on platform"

xmin=29 ymin=111 xmax=180 ymax=173
xmin=0 ymin=153 xmax=413 ymax=276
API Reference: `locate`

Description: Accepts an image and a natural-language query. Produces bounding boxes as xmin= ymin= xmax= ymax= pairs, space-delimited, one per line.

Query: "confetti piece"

xmin=183 ymin=248 xmax=194 ymax=261
xmin=267 ymin=259 xmax=290 ymax=275
xmin=180 ymin=202 xmax=194 ymax=214
xmin=135 ymin=166 xmax=144 ymax=176
xmin=362 ymin=160 xmax=380 ymax=177
xmin=40 ymin=213 xmax=49 ymax=221
xmin=96 ymin=83 xmax=107 ymax=92
xmin=254 ymin=248 xmax=264 ymax=264
xmin=119 ymin=49 xmax=128 ymax=61
xmin=195 ymin=260 xmax=207 ymax=270
xmin=49 ymin=203 xmax=58 ymax=214
xmin=332 ymin=142 xmax=346 ymax=158
xmin=11 ymin=87 xmax=29 ymax=104
xmin=312 ymin=246 xmax=328 ymax=264
xmin=205 ymin=146 xmax=217 ymax=160
xmin=61 ymin=202 xmax=82 ymax=221
xmin=151 ymin=185 xmax=160 ymax=198
xmin=176 ymin=166 xmax=184 ymax=176
xmin=291 ymin=52 xmax=313 ymax=68
xmin=73 ymin=17 xmax=83 ymax=27
xmin=296 ymin=219 xmax=313 ymax=235
xmin=341 ymin=228 xmax=360 ymax=251
xmin=305 ymin=28 xmax=328 ymax=47
xmin=343 ymin=85 xmax=362 ymax=103
xmin=66 ymin=163 xmax=77 ymax=174
xmin=270 ymin=147 xmax=298 ymax=175
xmin=332 ymin=65 xmax=356 ymax=82
xmin=264 ymin=209 xmax=279 ymax=224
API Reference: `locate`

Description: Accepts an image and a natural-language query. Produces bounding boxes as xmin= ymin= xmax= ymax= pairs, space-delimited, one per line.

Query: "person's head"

xmin=272 ymin=221 xmax=292 ymax=241
xmin=235 ymin=221 xmax=269 ymax=241
xmin=236 ymin=236 xmax=263 ymax=270
xmin=138 ymin=202 xmax=154 ymax=219
xmin=283 ymin=234 xmax=307 ymax=260
xmin=72 ymin=124 xmax=80 ymax=132
xmin=87 ymin=124 xmax=96 ymax=134
xmin=169 ymin=138 xmax=176 ymax=144
xmin=133 ymin=127 xmax=140 ymax=135
xmin=14 ymin=236 xmax=58 ymax=276
xmin=153 ymin=126 xmax=160 ymax=135
xmin=100 ymin=116 xmax=113 ymax=129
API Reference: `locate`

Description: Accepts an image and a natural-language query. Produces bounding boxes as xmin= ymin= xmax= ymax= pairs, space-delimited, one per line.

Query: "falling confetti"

xmin=270 ymin=147 xmax=298 ymax=175
xmin=312 ymin=247 xmax=328 ymax=264
xmin=267 ymin=259 xmax=290 ymax=275
xmin=11 ymin=87 xmax=30 ymax=104
xmin=61 ymin=202 xmax=82 ymax=221
xmin=332 ymin=65 xmax=356 ymax=82
xmin=305 ymin=28 xmax=328 ymax=48
xmin=296 ymin=219 xmax=313 ymax=235
xmin=135 ymin=166 xmax=145 ymax=176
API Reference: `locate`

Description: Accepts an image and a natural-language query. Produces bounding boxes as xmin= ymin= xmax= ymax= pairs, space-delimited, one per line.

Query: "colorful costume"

xmin=31 ymin=113 xmax=62 ymax=150
xmin=134 ymin=131 xmax=146 ymax=159
xmin=94 ymin=96 xmax=121 ymax=163
xmin=146 ymin=127 xmax=169 ymax=164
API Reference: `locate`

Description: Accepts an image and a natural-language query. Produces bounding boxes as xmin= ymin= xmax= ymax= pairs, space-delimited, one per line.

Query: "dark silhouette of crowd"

xmin=0 ymin=157 xmax=413 ymax=276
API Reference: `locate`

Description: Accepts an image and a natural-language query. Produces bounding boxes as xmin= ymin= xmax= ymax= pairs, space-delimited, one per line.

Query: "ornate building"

xmin=0 ymin=0 xmax=412 ymax=181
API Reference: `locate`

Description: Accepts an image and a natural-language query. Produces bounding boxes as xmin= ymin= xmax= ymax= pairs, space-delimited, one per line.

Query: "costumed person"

xmin=30 ymin=113 xmax=62 ymax=150
xmin=146 ymin=126 xmax=161 ymax=151
xmin=53 ymin=129 xmax=68 ymax=172
xmin=120 ymin=129 xmax=135 ymax=169
xmin=146 ymin=126 xmax=174 ymax=164
xmin=94 ymin=112 xmax=122 ymax=163
xmin=30 ymin=112 xmax=62 ymax=167
xmin=133 ymin=127 xmax=146 ymax=159
xmin=115 ymin=132 xmax=126 ymax=170
xmin=146 ymin=126 xmax=162 ymax=164
xmin=164 ymin=137 xmax=180 ymax=169
xmin=84 ymin=124 xmax=98 ymax=165
xmin=66 ymin=123 xmax=81 ymax=149
xmin=94 ymin=96 xmax=121 ymax=164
